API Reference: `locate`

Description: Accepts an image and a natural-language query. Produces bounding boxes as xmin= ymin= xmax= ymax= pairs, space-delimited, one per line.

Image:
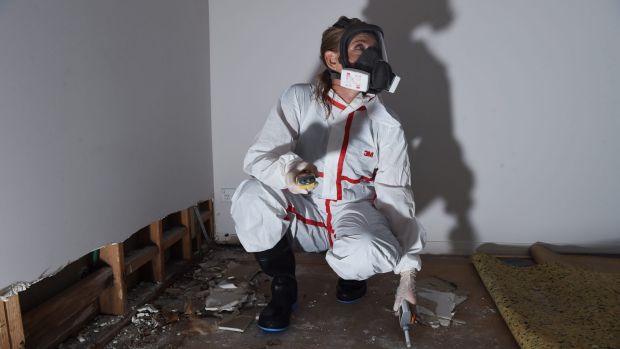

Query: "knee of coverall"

xmin=326 ymin=226 xmax=401 ymax=280
xmin=230 ymin=178 xmax=289 ymax=253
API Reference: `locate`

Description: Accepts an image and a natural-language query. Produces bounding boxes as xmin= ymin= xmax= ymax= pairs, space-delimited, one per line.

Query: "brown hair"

xmin=314 ymin=16 xmax=366 ymax=114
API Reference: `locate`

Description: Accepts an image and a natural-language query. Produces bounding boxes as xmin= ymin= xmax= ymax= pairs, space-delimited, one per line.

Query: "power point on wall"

xmin=221 ymin=188 xmax=236 ymax=202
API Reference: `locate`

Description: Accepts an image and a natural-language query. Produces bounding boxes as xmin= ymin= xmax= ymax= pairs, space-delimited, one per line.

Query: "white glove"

xmin=393 ymin=269 xmax=417 ymax=314
xmin=285 ymin=160 xmax=318 ymax=194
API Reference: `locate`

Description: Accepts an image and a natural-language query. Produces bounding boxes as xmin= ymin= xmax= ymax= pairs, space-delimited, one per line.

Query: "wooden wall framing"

xmin=1 ymin=295 xmax=25 ymax=349
xmin=1 ymin=200 xmax=214 ymax=349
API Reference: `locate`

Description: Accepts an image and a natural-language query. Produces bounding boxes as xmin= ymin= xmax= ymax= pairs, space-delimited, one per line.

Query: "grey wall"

xmin=0 ymin=0 xmax=213 ymax=289
xmin=210 ymin=0 xmax=620 ymax=253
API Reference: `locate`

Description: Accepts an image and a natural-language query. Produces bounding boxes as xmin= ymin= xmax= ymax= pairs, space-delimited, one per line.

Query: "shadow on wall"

xmin=363 ymin=0 xmax=477 ymax=253
xmin=306 ymin=1 xmax=477 ymax=253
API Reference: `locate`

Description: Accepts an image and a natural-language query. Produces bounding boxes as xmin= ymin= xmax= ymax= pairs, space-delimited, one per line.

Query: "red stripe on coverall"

xmin=335 ymin=105 xmax=367 ymax=200
xmin=341 ymin=175 xmax=374 ymax=184
xmin=320 ymin=167 xmax=375 ymax=184
xmin=336 ymin=112 xmax=355 ymax=200
xmin=324 ymin=104 xmax=371 ymax=247
xmin=285 ymin=205 xmax=327 ymax=229
xmin=325 ymin=200 xmax=334 ymax=247
xmin=326 ymin=95 xmax=346 ymax=110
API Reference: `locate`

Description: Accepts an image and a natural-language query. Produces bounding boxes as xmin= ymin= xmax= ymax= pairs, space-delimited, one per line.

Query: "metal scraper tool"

xmin=399 ymin=300 xmax=416 ymax=348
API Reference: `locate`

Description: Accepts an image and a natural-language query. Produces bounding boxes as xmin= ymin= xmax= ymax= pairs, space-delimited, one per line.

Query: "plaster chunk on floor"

xmin=204 ymin=282 xmax=252 ymax=312
xmin=415 ymin=276 xmax=468 ymax=328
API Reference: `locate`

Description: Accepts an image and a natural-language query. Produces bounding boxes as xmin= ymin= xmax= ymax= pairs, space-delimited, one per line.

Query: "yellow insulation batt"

xmin=472 ymin=252 xmax=620 ymax=349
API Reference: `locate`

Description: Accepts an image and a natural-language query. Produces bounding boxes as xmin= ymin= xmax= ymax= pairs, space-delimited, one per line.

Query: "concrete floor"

xmin=177 ymin=251 xmax=519 ymax=349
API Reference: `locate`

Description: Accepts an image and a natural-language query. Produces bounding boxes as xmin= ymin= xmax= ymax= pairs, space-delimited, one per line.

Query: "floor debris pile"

xmin=59 ymin=247 xmax=269 ymax=348
xmin=55 ymin=251 xmax=515 ymax=349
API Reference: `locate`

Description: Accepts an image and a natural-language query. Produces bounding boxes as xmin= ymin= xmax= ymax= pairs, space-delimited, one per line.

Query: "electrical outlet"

xmin=221 ymin=188 xmax=236 ymax=202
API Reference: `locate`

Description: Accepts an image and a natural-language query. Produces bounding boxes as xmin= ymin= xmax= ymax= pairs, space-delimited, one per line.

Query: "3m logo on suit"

xmin=363 ymin=150 xmax=374 ymax=158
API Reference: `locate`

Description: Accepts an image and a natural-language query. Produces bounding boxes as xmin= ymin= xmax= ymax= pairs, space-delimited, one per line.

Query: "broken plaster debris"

xmin=217 ymin=281 xmax=238 ymax=289
xmin=137 ymin=304 xmax=159 ymax=314
xmin=1 ymin=260 xmax=77 ymax=301
xmin=415 ymin=276 xmax=468 ymax=328
xmin=131 ymin=304 xmax=162 ymax=328
xmin=58 ymin=248 xmax=265 ymax=348
xmin=0 ymin=282 xmax=32 ymax=301
xmin=204 ymin=285 xmax=251 ymax=312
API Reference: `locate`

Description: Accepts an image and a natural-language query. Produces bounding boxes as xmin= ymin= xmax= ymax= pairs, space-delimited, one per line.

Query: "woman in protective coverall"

xmin=231 ymin=16 xmax=426 ymax=332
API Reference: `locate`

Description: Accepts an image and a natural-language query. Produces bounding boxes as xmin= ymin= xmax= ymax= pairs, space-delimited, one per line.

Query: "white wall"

xmin=0 ymin=0 xmax=213 ymax=289
xmin=210 ymin=0 xmax=620 ymax=254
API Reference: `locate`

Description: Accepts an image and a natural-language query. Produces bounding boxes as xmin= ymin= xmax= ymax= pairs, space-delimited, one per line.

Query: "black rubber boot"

xmin=336 ymin=278 xmax=367 ymax=303
xmin=254 ymin=236 xmax=297 ymax=332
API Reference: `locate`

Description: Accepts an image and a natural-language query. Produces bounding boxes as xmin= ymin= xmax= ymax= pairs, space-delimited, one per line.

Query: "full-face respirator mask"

xmin=329 ymin=17 xmax=400 ymax=94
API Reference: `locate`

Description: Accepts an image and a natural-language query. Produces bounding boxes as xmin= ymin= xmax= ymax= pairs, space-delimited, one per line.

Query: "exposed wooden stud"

xmin=149 ymin=220 xmax=165 ymax=282
xmin=207 ymin=200 xmax=215 ymax=239
xmin=197 ymin=199 xmax=214 ymax=241
xmin=187 ymin=207 xmax=196 ymax=239
xmin=98 ymin=243 xmax=127 ymax=315
xmin=124 ymin=245 xmax=158 ymax=275
xmin=23 ymin=267 xmax=112 ymax=349
xmin=180 ymin=208 xmax=192 ymax=260
xmin=4 ymin=295 xmax=24 ymax=349
xmin=1 ymin=301 xmax=11 ymax=349
xmin=194 ymin=207 xmax=202 ymax=253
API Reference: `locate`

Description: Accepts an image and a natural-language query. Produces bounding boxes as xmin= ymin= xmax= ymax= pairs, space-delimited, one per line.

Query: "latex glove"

xmin=285 ymin=161 xmax=318 ymax=194
xmin=393 ymin=269 xmax=417 ymax=314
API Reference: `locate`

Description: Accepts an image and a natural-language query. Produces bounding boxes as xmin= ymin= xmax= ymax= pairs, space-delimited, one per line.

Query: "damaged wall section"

xmin=0 ymin=0 xmax=213 ymax=289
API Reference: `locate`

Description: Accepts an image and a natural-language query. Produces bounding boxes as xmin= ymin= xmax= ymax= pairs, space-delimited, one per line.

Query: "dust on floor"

xmin=60 ymin=247 xmax=517 ymax=349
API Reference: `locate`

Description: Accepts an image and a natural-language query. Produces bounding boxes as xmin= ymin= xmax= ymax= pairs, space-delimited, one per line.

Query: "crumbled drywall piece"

xmin=137 ymin=304 xmax=159 ymax=314
xmin=415 ymin=276 xmax=468 ymax=328
xmin=217 ymin=281 xmax=238 ymax=289
xmin=0 ymin=281 xmax=32 ymax=301
xmin=204 ymin=287 xmax=249 ymax=312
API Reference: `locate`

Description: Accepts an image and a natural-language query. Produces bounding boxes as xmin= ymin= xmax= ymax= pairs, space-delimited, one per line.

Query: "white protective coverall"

xmin=231 ymin=83 xmax=425 ymax=280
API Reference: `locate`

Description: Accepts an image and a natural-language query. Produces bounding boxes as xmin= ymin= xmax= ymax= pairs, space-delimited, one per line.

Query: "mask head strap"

xmin=332 ymin=17 xmax=352 ymax=29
